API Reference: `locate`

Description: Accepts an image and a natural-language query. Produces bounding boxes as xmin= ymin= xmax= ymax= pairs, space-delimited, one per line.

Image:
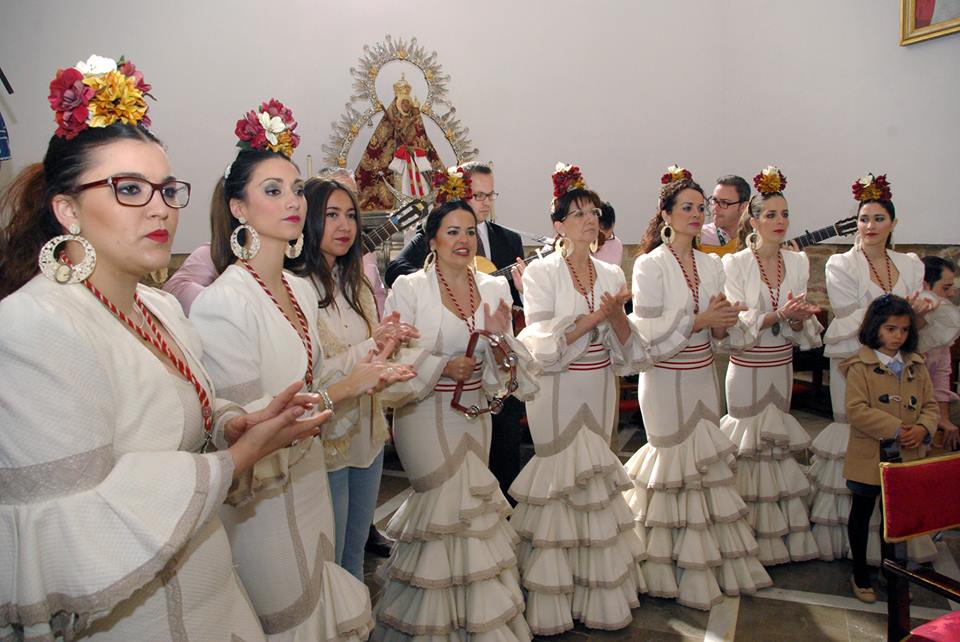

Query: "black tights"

xmin=848 ymin=492 xmax=880 ymax=588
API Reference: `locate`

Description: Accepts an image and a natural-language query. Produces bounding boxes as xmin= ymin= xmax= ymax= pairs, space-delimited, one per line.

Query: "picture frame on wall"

xmin=901 ymin=0 xmax=960 ymax=45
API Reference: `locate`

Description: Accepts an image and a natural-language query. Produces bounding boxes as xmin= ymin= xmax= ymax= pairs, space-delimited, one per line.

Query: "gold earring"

xmin=423 ymin=250 xmax=437 ymax=270
xmin=556 ymin=235 xmax=572 ymax=258
xmin=285 ymin=234 xmax=304 ymax=259
xmin=38 ymin=227 xmax=97 ymax=284
xmin=746 ymin=231 xmax=762 ymax=251
xmin=230 ymin=217 xmax=261 ymax=260
xmin=660 ymin=223 xmax=674 ymax=246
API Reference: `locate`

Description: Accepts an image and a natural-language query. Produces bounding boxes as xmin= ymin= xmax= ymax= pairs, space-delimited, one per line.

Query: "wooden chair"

xmin=880 ymin=453 xmax=960 ymax=641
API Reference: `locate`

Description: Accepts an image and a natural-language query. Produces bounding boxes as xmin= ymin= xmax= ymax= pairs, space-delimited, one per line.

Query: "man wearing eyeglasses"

xmin=700 ymin=175 xmax=750 ymax=257
xmin=386 ymin=161 xmax=525 ymax=307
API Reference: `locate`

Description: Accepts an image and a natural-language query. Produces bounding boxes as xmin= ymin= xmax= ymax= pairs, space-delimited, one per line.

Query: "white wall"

xmin=1 ymin=0 xmax=959 ymax=252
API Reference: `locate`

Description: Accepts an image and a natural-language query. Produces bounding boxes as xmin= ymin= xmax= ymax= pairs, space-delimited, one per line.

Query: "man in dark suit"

xmin=385 ymin=162 xmax=524 ymax=306
xmin=386 ymin=161 xmax=527 ymax=500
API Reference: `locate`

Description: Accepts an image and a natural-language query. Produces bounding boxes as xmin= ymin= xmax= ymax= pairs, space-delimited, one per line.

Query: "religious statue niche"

xmin=322 ymin=35 xmax=477 ymax=212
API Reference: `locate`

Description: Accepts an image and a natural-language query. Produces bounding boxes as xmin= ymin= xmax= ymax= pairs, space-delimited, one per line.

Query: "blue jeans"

xmin=328 ymin=448 xmax=385 ymax=580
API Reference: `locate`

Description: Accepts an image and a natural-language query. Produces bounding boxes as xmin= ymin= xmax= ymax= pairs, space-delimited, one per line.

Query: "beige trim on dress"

xmin=0 ymin=445 xmax=113 ymax=503
xmin=1 ymin=456 xmax=214 ymax=636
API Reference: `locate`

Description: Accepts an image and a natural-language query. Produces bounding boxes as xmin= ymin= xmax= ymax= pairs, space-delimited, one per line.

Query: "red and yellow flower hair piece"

xmin=660 ymin=164 xmax=693 ymax=185
xmin=852 ymin=173 xmax=892 ymax=202
xmin=753 ymin=165 xmax=787 ymax=195
xmin=234 ymin=99 xmax=301 ymax=158
xmin=48 ymin=54 xmax=153 ymax=140
xmin=433 ymin=166 xmax=473 ymax=205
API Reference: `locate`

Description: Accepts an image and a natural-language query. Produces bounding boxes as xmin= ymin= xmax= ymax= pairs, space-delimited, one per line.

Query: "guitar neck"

xmin=490 ymin=247 xmax=555 ymax=278
xmin=361 ymin=222 xmax=399 ymax=254
xmin=789 ymin=223 xmax=841 ymax=250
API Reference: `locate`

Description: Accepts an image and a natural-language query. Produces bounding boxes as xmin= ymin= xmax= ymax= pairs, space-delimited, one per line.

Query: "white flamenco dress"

xmin=508 ymin=252 xmax=648 ymax=635
xmin=719 ymin=249 xmax=821 ymax=566
xmin=809 ymin=249 xmax=960 ymax=564
xmin=622 ymin=246 xmax=772 ymax=610
xmin=373 ymin=269 xmax=538 ymax=641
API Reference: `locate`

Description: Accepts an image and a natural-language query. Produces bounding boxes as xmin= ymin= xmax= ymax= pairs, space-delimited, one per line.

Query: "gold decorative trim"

xmin=901 ymin=0 xmax=960 ymax=45
xmin=322 ymin=35 xmax=477 ymax=171
xmin=880 ymin=452 xmax=960 ymax=542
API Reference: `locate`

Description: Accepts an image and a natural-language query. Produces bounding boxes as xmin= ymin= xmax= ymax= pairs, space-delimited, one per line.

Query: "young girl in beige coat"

xmin=842 ymin=294 xmax=939 ymax=603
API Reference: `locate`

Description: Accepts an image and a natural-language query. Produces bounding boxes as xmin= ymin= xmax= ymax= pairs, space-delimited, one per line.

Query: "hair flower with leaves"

xmin=753 ymin=165 xmax=787 ymax=195
xmin=852 ymin=173 xmax=892 ymax=202
xmin=234 ymin=98 xmax=300 ymax=157
xmin=47 ymin=54 xmax=152 ymax=140
xmin=660 ymin=164 xmax=693 ymax=184
xmin=432 ymin=166 xmax=473 ymax=204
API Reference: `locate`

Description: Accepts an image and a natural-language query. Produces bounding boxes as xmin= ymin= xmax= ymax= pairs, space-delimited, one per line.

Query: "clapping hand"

xmin=598 ymin=286 xmax=631 ymax=322
xmin=372 ymin=311 xmax=420 ymax=355
xmin=225 ymin=381 xmax=334 ymax=474
xmin=700 ymin=293 xmax=746 ymax=330
xmin=483 ymin=300 xmax=512 ymax=336
xmin=906 ymin=291 xmax=939 ymax=319
xmin=779 ymin=291 xmax=821 ymax=323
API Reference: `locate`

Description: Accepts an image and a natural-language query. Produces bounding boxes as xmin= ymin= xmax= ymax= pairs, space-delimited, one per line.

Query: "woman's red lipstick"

xmin=146 ymin=229 xmax=169 ymax=243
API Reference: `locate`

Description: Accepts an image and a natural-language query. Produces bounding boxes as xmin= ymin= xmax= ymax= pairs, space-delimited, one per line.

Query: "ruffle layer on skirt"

xmin=806 ymin=421 xmax=938 ymax=564
xmin=372 ymin=451 xmax=531 ymax=642
xmin=720 ymin=406 xmax=818 ymax=565
xmin=318 ymin=561 xmax=375 ymax=642
xmin=508 ymin=428 xmax=645 ymax=635
xmin=807 ymin=422 xmax=850 ymax=561
xmin=722 ymin=404 xmax=811 ymax=459
xmin=623 ymin=420 xmax=772 ymax=610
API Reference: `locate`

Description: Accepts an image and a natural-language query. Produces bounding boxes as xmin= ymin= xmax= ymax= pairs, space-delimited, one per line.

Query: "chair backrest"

xmin=880 ymin=452 xmax=960 ymax=543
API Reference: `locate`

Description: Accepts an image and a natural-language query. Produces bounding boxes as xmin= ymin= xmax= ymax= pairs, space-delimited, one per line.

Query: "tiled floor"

xmin=362 ymin=410 xmax=958 ymax=641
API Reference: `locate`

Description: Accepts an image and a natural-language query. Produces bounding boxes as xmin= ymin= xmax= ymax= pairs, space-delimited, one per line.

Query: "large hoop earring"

xmin=285 ymin=234 xmax=304 ymax=259
xmin=230 ymin=217 xmax=261 ymax=260
xmin=660 ymin=224 xmax=674 ymax=246
xmin=38 ymin=229 xmax=97 ymax=284
xmin=589 ymin=237 xmax=600 ymax=254
xmin=746 ymin=231 xmax=762 ymax=251
xmin=556 ymin=235 xmax=572 ymax=258
xmin=889 ymin=234 xmax=895 ymax=250
xmin=422 ymin=250 xmax=437 ymax=270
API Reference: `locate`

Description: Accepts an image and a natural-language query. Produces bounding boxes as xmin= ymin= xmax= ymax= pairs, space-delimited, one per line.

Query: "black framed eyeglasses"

xmin=75 ymin=175 xmax=192 ymax=209
xmin=472 ymin=191 xmax=499 ymax=202
xmin=708 ymin=196 xmax=742 ymax=209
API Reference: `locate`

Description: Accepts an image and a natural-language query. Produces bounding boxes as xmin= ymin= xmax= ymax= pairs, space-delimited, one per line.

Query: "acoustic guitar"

xmin=361 ymin=199 xmax=428 ymax=254
xmin=699 ymin=216 xmax=858 ymax=254
xmin=784 ymin=216 xmax=858 ymax=250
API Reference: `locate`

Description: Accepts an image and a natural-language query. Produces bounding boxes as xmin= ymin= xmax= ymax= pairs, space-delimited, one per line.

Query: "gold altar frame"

xmin=322 ymin=35 xmax=477 ymax=170
xmin=901 ymin=0 xmax=960 ymax=45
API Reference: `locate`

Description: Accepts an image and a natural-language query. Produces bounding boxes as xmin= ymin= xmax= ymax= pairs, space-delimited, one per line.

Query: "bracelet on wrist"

xmin=319 ymin=388 xmax=335 ymax=416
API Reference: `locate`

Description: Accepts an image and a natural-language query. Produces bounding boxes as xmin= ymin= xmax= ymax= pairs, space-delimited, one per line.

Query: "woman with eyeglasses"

xmin=190 ymin=100 xmax=407 ymax=641
xmin=622 ymin=166 xmax=771 ymax=610
xmin=0 ymin=59 xmax=330 ymax=641
xmin=373 ymin=171 xmax=537 ymax=641
xmin=808 ymin=173 xmax=959 ymax=569
xmin=719 ymin=167 xmax=822 ymax=566
xmin=508 ymin=163 xmax=648 ymax=635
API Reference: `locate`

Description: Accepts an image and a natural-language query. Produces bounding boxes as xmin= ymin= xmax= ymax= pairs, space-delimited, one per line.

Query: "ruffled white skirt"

xmin=720 ymin=404 xmax=818 ymax=565
xmin=624 ymin=420 xmax=772 ymax=610
xmin=509 ymin=427 xmax=645 ymax=635
xmin=372 ymin=451 xmax=531 ymax=642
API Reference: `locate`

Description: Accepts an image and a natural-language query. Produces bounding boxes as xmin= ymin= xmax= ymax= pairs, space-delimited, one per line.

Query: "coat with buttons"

xmin=841 ymin=346 xmax=939 ymax=485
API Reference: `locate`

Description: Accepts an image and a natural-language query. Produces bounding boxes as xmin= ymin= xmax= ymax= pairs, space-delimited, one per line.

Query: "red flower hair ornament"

xmin=432 ymin=166 xmax=473 ymax=205
xmin=234 ymin=98 xmax=300 ymax=158
xmin=852 ymin=173 xmax=892 ymax=202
